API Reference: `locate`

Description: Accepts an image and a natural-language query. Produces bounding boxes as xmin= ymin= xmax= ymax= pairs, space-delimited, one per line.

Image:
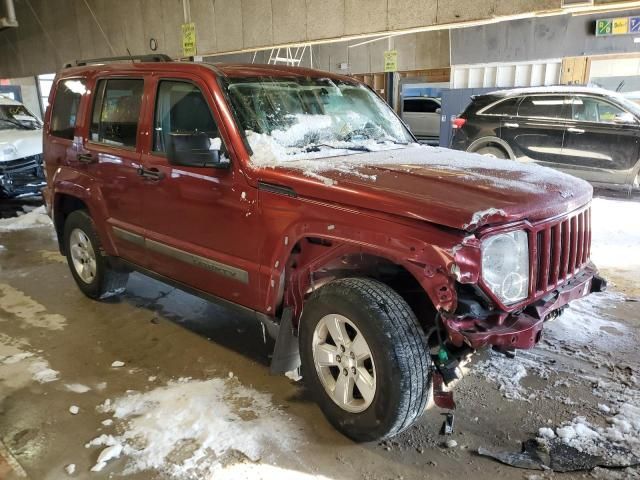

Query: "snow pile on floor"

xmin=87 ymin=377 xmax=304 ymax=477
xmin=0 ymin=336 xmax=59 ymax=389
xmin=590 ymin=197 xmax=640 ymax=272
xmin=473 ymin=349 xmax=549 ymax=401
xmin=538 ymin=404 xmax=640 ymax=462
xmin=0 ymin=206 xmax=52 ymax=232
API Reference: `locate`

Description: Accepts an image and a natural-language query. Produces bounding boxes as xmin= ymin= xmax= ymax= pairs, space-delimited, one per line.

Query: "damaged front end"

xmin=431 ymin=204 xmax=607 ymax=409
xmin=444 ymin=203 xmax=606 ymax=351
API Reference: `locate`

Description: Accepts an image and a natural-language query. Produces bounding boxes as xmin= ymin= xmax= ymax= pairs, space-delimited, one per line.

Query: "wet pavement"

xmin=0 ymin=196 xmax=638 ymax=480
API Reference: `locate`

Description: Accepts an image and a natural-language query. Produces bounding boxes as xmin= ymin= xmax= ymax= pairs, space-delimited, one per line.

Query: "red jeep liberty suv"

xmin=42 ymin=55 xmax=605 ymax=441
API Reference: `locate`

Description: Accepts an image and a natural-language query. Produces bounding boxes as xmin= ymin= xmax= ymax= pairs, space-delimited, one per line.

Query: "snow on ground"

xmin=86 ymin=376 xmax=305 ymax=478
xmin=0 ymin=334 xmax=59 ymax=389
xmin=0 ymin=205 xmax=51 ymax=232
xmin=591 ymin=197 xmax=640 ymax=272
xmin=0 ymin=283 xmax=67 ymax=330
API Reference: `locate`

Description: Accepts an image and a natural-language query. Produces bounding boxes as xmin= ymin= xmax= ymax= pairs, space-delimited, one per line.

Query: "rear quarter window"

xmin=50 ymin=79 xmax=87 ymax=140
xmin=482 ymin=97 xmax=520 ymax=116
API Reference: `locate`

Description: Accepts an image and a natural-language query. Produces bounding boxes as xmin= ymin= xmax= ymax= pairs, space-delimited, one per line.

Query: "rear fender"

xmin=52 ymin=168 xmax=116 ymax=255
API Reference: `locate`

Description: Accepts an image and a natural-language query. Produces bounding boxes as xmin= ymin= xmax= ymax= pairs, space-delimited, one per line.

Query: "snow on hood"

xmin=247 ymin=134 xmax=592 ymax=231
xmin=0 ymin=128 xmax=43 ymax=162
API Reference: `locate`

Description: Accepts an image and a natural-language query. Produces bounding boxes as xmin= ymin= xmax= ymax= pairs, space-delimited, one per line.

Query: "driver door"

xmin=139 ymin=77 xmax=263 ymax=309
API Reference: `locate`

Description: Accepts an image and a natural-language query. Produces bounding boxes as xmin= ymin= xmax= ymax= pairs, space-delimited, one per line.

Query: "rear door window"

xmin=50 ymin=79 xmax=86 ymax=139
xmin=518 ymin=95 xmax=570 ymax=119
xmin=90 ymin=78 xmax=143 ymax=148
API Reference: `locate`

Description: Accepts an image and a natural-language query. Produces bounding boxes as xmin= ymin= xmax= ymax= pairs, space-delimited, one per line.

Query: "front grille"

xmin=534 ymin=206 xmax=591 ymax=295
xmin=0 ymin=154 xmax=42 ymax=174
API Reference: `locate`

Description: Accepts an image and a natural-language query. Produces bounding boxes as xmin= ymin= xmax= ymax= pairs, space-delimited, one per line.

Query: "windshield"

xmin=0 ymin=104 xmax=42 ymax=131
xmin=225 ymin=76 xmax=413 ymax=161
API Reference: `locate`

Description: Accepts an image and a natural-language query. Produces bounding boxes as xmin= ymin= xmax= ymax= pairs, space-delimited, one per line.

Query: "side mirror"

xmin=613 ymin=112 xmax=636 ymax=125
xmin=166 ymin=132 xmax=230 ymax=169
xmin=435 ymin=108 xmax=442 ymax=114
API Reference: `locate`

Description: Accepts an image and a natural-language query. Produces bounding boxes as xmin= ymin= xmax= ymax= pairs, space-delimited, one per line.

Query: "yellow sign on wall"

xmin=612 ymin=17 xmax=629 ymax=35
xmin=384 ymin=50 xmax=398 ymax=73
xmin=182 ymin=23 xmax=197 ymax=57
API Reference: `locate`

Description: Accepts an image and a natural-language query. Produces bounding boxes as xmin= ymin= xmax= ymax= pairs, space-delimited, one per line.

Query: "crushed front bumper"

xmin=442 ymin=267 xmax=607 ymax=350
xmin=0 ymin=154 xmax=46 ymax=198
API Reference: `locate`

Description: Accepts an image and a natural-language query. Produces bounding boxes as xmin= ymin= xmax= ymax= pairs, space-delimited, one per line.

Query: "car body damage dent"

xmin=464 ymin=208 xmax=507 ymax=231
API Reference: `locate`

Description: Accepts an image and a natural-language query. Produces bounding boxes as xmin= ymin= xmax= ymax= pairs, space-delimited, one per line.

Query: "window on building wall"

xmin=38 ymin=73 xmax=56 ymax=114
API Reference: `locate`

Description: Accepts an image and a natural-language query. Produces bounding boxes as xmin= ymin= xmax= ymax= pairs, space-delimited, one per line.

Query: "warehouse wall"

xmin=451 ymin=8 xmax=640 ymax=65
xmin=0 ymin=0 xmax=567 ymax=77
xmin=206 ymin=30 xmax=450 ymax=75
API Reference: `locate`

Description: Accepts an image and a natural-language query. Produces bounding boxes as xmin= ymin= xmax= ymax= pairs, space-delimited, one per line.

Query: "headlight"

xmin=1 ymin=144 xmax=17 ymax=158
xmin=481 ymin=230 xmax=529 ymax=305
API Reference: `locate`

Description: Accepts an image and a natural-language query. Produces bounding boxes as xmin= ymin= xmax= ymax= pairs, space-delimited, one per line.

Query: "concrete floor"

xmin=0 ymin=198 xmax=638 ymax=480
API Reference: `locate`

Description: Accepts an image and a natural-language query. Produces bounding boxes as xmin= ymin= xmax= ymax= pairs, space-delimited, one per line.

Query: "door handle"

xmin=77 ymin=153 xmax=96 ymax=164
xmin=137 ymin=167 xmax=164 ymax=181
xmin=504 ymin=122 xmax=519 ymax=129
xmin=568 ymin=127 xmax=585 ymax=134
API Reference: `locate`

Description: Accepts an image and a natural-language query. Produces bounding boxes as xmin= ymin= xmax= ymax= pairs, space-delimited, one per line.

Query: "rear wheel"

xmin=299 ymin=278 xmax=432 ymax=441
xmin=63 ymin=210 xmax=128 ymax=299
xmin=474 ymin=145 xmax=508 ymax=159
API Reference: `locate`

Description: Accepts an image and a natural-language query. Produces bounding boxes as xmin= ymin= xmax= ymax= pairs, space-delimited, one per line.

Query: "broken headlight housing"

xmin=481 ymin=230 xmax=529 ymax=305
xmin=1 ymin=144 xmax=17 ymax=160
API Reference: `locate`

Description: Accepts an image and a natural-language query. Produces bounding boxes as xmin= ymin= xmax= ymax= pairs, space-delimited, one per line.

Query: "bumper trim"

xmin=443 ymin=268 xmax=605 ymax=350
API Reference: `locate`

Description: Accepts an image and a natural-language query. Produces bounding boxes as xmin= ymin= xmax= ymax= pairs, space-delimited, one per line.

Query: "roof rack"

xmin=63 ymin=54 xmax=173 ymax=69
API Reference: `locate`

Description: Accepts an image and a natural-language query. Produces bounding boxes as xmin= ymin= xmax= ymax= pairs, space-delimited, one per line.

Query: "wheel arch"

xmin=273 ymin=235 xmax=453 ymax=333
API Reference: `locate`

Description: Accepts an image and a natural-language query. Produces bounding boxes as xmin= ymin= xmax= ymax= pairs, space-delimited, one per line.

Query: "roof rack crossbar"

xmin=63 ymin=54 xmax=172 ymax=69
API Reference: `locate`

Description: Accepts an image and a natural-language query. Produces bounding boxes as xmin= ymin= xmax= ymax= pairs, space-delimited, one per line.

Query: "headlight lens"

xmin=481 ymin=230 xmax=529 ymax=305
xmin=1 ymin=144 xmax=17 ymax=158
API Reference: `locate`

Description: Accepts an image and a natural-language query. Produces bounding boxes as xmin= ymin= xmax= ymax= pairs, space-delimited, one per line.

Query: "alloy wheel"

xmin=69 ymin=228 xmax=97 ymax=284
xmin=312 ymin=314 xmax=376 ymax=413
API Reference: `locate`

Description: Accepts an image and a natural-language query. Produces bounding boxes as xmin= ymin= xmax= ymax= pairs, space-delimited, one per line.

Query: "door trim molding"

xmin=112 ymin=226 xmax=249 ymax=284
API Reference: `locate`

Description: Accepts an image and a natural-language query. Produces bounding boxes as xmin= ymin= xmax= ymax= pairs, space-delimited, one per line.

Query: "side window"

xmin=50 ymin=79 xmax=87 ymax=139
xmin=90 ymin=78 xmax=143 ymax=148
xmin=403 ymin=99 xmax=439 ymax=113
xmin=153 ymin=80 xmax=219 ymax=153
xmin=518 ymin=95 xmax=569 ymax=119
xmin=572 ymin=97 xmax=625 ymax=123
xmin=484 ymin=97 xmax=520 ymax=116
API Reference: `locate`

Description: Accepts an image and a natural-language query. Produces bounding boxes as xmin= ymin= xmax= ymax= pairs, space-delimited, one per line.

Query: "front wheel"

xmin=299 ymin=278 xmax=432 ymax=441
xmin=63 ymin=210 xmax=128 ymax=299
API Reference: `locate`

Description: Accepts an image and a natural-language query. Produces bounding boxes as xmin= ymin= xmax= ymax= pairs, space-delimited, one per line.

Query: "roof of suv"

xmin=487 ymin=85 xmax=617 ymax=98
xmin=59 ymin=61 xmax=354 ymax=83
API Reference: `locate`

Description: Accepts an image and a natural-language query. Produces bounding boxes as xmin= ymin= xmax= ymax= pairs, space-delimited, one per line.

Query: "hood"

xmin=254 ymin=145 xmax=592 ymax=232
xmin=0 ymin=128 xmax=43 ymax=162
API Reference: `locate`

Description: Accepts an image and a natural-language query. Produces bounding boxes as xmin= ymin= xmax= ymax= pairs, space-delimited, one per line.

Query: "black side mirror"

xmin=166 ymin=132 xmax=230 ymax=169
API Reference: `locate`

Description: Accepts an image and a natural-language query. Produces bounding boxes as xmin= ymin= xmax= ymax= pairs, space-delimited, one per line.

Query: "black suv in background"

xmin=451 ymin=87 xmax=640 ymax=191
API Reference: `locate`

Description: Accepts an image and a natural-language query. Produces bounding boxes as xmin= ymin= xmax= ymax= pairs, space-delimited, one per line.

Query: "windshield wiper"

xmin=304 ymin=143 xmax=373 ymax=153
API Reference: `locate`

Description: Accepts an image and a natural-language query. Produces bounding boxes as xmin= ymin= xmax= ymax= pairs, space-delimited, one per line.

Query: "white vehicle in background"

xmin=0 ymin=95 xmax=45 ymax=198
xmin=401 ymin=96 xmax=441 ymax=144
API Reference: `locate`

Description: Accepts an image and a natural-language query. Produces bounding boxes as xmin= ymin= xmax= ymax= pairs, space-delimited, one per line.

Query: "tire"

xmin=63 ymin=210 xmax=128 ymax=300
xmin=474 ymin=145 xmax=508 ymax=159
xmin=299 ymin=277 xmax=432 ymax=441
